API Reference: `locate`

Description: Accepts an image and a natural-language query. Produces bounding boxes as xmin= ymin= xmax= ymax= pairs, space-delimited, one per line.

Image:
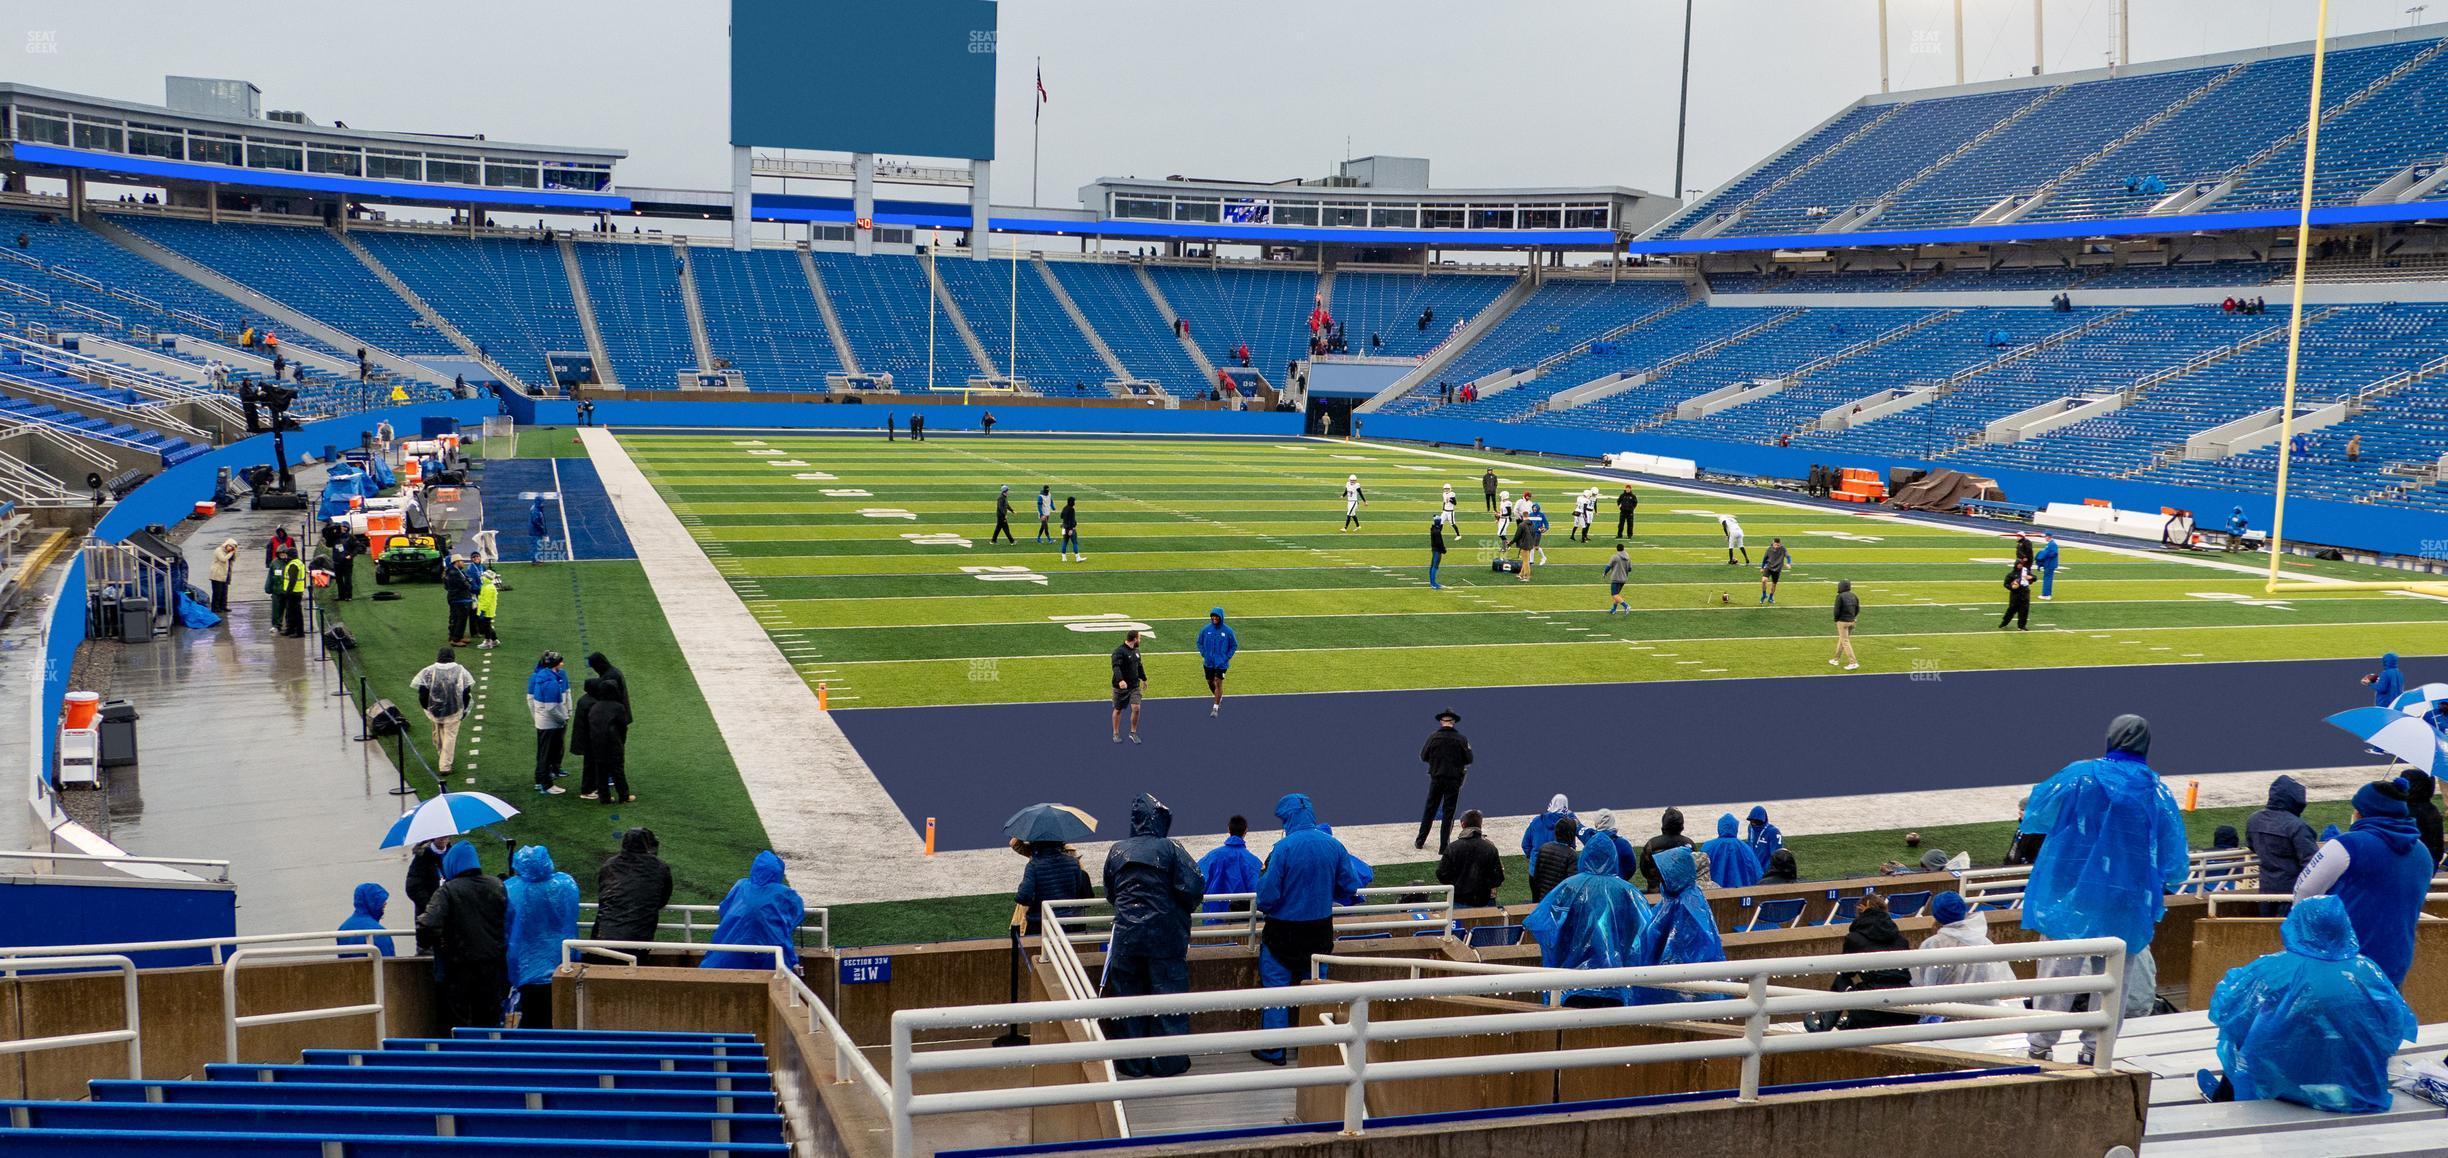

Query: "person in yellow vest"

xmin=389 ymin=384 xmax=409 ymax=404
xmin=472 ymin=569 xmax=501 ymax=650
xmin=278 ymin=548 xmax=308 ymax=638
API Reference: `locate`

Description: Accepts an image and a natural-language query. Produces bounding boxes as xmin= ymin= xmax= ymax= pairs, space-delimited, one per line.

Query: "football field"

xmin=617 ymin=431 xmax=2448 ymax=712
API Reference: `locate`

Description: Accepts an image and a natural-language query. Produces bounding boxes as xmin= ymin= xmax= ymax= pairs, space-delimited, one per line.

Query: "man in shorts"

xmin=1605 ymin=543 xmax=1630 ymax=613
xmin=1111 ymin=630 xmax=1148 ymax=744
xmin=1757 ymin=537 xmax=1790 ymax=604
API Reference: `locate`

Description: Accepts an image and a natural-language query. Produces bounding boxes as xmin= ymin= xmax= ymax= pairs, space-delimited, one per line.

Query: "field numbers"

xmin=902 ymin=532 xmax=973 ymax=548
xmin=1804 ymin=530 xmax=1885 ymax=543
xmin=745 ymin=448 xmax=784 ymax=456
xmin=857 ymin=508 xmax=918 ymax=520
xmin=821 ymin=488 xmax=873 ymax=497
xmin=963 ymin=565 xmax=1048 ymax=586
xmin=768 ymin=459 xmax=810 ymax=467
xmin=792 ymin=472 xmax=839 ymax=481
xmin=2188 ymin=591 xmax=2295 ymax=609
xmin=1050 ymin=613 xmax=1154 ymax=635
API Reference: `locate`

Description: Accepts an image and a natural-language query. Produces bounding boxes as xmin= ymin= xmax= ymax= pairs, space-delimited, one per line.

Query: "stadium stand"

xmin=1326 ymin=270 xmax=1513 ymax=358
xmin=570 ymin=240 xmax=699 ymax=389
xmin=351 ymin=230 xmax=589 ymax=386
xmin=687 ymin=246 xmax=843 ymax=390
xmin=930 ymin=254 xmax=1112 ymax=395
xmin=1393 ymin=278 xmax=1691 ymax=409
xmin=107 ymin=215 xmax=458 ymax=357
xmin=1142 ymin=262 xmax=1319 ymax=376
xmin=806 ymin=250 xmax=979 ymax=384
xmin=1042 ymin=259 xmax=1207 ymax=391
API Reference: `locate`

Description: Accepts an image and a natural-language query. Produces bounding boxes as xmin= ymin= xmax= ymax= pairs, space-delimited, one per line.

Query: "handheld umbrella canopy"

xmin=380 ymin=791 xmax=521 ymax=849
xmin=2388 ymin=683 xmax=2448 ymax=717
xmin=2323 ymin=707 xmax=2448 ymax=777
xmin=1004 ymin=803 xmax=1098 ymax=845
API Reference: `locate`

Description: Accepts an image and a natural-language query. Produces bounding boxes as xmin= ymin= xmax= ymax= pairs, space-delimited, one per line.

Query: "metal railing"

xmin=576 ymin=902 xmax=830 ymax=951
xmin=1307 ymin=951 xmax=2059 ymax=1023
xmin=558 ymin=938 xmax=790 ymax=1034
xmin=882 ymin=936 xmax=2128 ymax=1158
xmin=0 ymin=954 xmax=141 ymax=1078
xmin=0 ymin=927 xmax=412 ymax=967
xmin=779 ymin=965 xmax=893 ymax=1106
xmin=2203 ymin=890 xmax=2448 ymax=918
xmin=1041 ymin=887 xmax=1454 ymax=953
xmin=1960 ymin=847 xmax=2253 ymax=908
xmin=223 ymin=943 xmax=385 ymax=1063
xmin=0 ymin=848 xmax=233 ymax=883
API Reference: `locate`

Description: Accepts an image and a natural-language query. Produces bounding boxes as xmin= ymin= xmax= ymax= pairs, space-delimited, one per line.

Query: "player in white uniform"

xmin=1439 ymin=484 xmax=1460 ymax=532
xmin=1570 ymin=490 xmax=1593 ymax=543
xmin=1342 ymin=475 xmax=1367 ymax=530
xmin=1495 ymin=491 xmax=1514 ymax=542
xmin=1719 ymin=514 xmax=1750 ymax=565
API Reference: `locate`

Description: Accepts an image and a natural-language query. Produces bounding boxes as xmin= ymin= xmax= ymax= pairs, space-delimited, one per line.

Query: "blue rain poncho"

xmin=1521 ymin=795 xmax=1577 ymax=859
xmin=504 ymin=845 xmax=579 ymax=988
xmin=1524 ymin=837 xmax=1655 ymax=1004
xmin=1196 ymin=835 xmax=1262 ymax=914
xmin=1316 ymin=825 xmax=1375 ymax=907
xmin=2372 ymin=653 xmax=2404 ymax=708
xmin=701 ymin=851 xmax=805 ymax=971
xmin=1698 ymin=813 xmax=1764 ymax=888
xmin=1101 ymin=794 xmax=1206 ymax=959
xmin=339 ymin=882 xmax=396 ymax=957
xmin=2208 ymin=895 xmax=2417 ymax=1114
xmin=2020 ymin=716 xmax=2191 ymax=953
xmin=1628 ymin=846 xmax=1726 ymax=1004
xmin=1255 ymin=794 xmax=1366 ymax=923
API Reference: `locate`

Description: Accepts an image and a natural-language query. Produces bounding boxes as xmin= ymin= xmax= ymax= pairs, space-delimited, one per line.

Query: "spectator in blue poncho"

xmin=2016 ymin=714 xmax=2190 ymax=1063
xmin=1521 ymin=794 xmax=1576 ymax=859
xmin=2197 ymin=895 xmax=2417 ymax=1113
xmin=1744 ymin=806 xmax=1784 ymax=864
xmin=1698 ymin=813 xmax=1764 ymax=888
xmin=504 ymin=844 xmax=579 ymax=1028
xmin=1251 ymin=794 xmax=1366 ymax=1065
xmin=2363 ymin=652 xmax=2404 ymax=708
xmin=1628 ymin=846 xmax=1725 ymax=1005
xmin=1196 ymin=815 xmax=1262 ymax=916
xmin=2295 ymin=779 xmax=2435 ymax=987
xmin=1315 ymin=824 xmax=1374 ymax=906
xmin=1584 ymin=810 xmax=1640 ymax=884
xmin=338 ymin=882 xmax=397 ymax=957
xmin=1525 ymin=835 xmax=1654 ymax=1007
xmin=701 ymin=851 xmax=805 ymax=972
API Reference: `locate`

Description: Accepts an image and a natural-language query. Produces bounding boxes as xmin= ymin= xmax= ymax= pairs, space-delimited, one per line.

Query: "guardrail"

xmin=1959 ymin=847 xmax=2253 ymax=908
xmin=0 ymin=926 xmax=413 ymax=967
xmin=0 ymin=848 xmax=233 ymax=882
xmin=2203 ymin=890 xmax=2448 ymax=917
xmin=0 ymin=953 xmax=141 ymax=1077
xmin=559 ymin=938 xmax=791 ymax=1033
xmin=223 ymin=942 xmax=384 ymax=1062
xmin=576 ymin=902 xmax=830 ymax=951
xmin=882 ymin=936 xmax=2127 ymax=1158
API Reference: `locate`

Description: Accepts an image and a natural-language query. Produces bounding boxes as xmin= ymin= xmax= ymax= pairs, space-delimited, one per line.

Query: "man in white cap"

xmin=1342 ymin=474 xmax=1367 ymax=531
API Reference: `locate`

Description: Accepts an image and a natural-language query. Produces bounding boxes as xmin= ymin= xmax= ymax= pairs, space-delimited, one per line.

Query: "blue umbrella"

xmin=2388 ymin=683 xmax=2448 ymax=717
xmin=380 ymin=791 xmax=521 ymax=849
xmin=2323 ymin=707 xmax=2448 ymax=776
xmin=1004 ymin=803 xmax=1098 ymax=844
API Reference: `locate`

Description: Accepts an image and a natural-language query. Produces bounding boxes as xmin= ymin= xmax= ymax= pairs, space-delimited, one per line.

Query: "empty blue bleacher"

xmin=1042 ymin=259 xmax=1205 ymax=392
xmin=0 ymin=1029 xmax=785 ymax=1157
xmin=1719 ymin=88 xmax=2045 ymax=237
xmin=687 ymin=246 xmax=841 ymax=390
xmin=932 ymin=255 xmax=1111 ymax=396
xmin=573 ymin=241 xmax=698 ymax=388
xmin=807 ymin=249 xmax=981 ymax=385
xmin=1411 ymin=279 xmax=1691 ymax=405
xmin=108 ymin=215 xmax=455 ymax=356
xmin=352 ymin=230 xmax=587 ymax=385
xmin=1328 ymin=271 xmax=1513 ymax=358
xmin=1142 ymin=263 xmax=1319 ymax=377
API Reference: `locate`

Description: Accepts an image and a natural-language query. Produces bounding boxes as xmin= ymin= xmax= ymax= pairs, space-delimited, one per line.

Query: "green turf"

xmin=322 ymin=560 xmax=769 ymax=905
xmin=619 ymin=433 xmax=2444 ymax=711
xmin=823 ymin=798 xmax=2357 ymax=947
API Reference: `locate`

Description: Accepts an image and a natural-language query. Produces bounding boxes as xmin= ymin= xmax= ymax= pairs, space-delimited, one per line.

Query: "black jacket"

xmin=1617 ymin=491 xmax=1638 ymax=514
xmin=1481 ymin=471 xmax=1497 ymax=496
xmin=2244 ymin=774 xmax=2319 ymax=895
xmin=441 ymin=565 xmax=474 ymax=606
xmin=2405 ymin=769 xmax=2445 ymax=869
xmin=1429 ymin=518 xmax=1446 ymax=554
xmin=1639 ymin=809 xmax=1694 ymax=891
xmin=586 ymin=698 xmax=632 ymax=762
xmin=421 ymin=862 xmax=507 ymax=969
xmin=1833 ymin=909 xmax=1916 ymax=1030
xmin=1833 ymin=583 xmax=1861 ymax=624
xmin=1015 ymin=847 xmax=1093 ymax=935
xmin=1419 ymin=726 xmax=1473 ymax=783
xmin=1111 ymin=643 xmax=1146 ymax=689
xmin=1101 ymin=794 xmax=1206 ymax=959
xmin=406 ymin=843 xmax=446 ymax=952
xmin=586 ymin=654 xmax=629 ymax=708
xmin=592 ymin=829 xmax=673 ymax=943
xmin=1435 ymin=829 xmax=1505 ymax=908
xmin=568 ymin=690 xmax=597 ymax=759
xmin=1528 ymin=839 xmax=1578 ymax=902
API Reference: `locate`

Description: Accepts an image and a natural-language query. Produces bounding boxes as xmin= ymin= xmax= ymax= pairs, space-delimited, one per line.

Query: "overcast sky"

xmin=9 ymin=1 xmax=2435 ymax=206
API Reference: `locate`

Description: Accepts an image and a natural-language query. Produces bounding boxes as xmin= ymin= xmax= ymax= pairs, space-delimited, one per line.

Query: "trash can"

xmin=116 ymin=597 xmax=153 ymax=643
xmin=98 ymin=698 xmax=139 ymax=768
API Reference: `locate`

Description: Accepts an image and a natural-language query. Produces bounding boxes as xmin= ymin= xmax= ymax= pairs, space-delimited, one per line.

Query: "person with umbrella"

xmin=1101 ymin=793 xmax=1206 ymax=1078
xmin=419 ymin=840 xmax=508 ymax=1028
xmin=1007 ymin=804 xmax=1096 ymax=936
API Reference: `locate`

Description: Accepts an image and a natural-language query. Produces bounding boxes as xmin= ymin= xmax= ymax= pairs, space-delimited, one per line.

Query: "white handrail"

xmin=559 ymin=939 xmax=790 ymax=1035
xmin=223 ymin=943 xmax=384 ymax=1063
xmin=2203 ymin=891 xmax=2448 ymax=917
xmin=0 ymin=954 xmax=141 ymax=1078
xmin=0 ymin=849 xmax=234 ymax=881
xmin=576 ymin=902 xmax=830 ymax=951
xmin=1960 ymin=847 xmax=2253 ymax=906
xmin=0 ymin=927 xmax=414 ymax=966
xmin=780 ymin=966 xmax=891 ymax=1102
xmin=882 ymin=936 xmax=2127 ymax=1158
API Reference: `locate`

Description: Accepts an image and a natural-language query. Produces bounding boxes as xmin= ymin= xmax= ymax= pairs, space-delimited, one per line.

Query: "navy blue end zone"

xmin=831 ymin=655 xmax=2432 ymax=852
xmin=478 ymin=459 xmax=635 ymax=562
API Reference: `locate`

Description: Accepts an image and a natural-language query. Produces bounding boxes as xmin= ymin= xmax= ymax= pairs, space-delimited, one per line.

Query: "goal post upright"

xmin=2266 ymin=0 xmax=2330 ymax=595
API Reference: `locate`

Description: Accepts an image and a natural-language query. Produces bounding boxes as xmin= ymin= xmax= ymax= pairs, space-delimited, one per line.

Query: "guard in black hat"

xmin=1416 ymin=708 xmax=1475 ymax=852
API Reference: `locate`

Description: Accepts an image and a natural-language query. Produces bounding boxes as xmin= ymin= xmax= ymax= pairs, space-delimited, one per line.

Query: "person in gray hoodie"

xmin=2245 ymin=775 xmax=2318 ymax=915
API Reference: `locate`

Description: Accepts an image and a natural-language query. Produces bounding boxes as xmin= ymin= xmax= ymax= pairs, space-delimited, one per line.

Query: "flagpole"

xmin=1032 ymin=56 xmax=1042 ymax=207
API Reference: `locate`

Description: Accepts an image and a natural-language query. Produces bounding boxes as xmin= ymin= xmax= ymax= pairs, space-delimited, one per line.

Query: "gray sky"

xmin=8 ymin=1 xmax=2434 ymax=206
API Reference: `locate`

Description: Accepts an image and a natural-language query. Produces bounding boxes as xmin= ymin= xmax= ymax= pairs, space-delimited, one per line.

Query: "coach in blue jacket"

xmin=1251 ymin=793 xmax=1366 ymax=1065
xmin=1197 ymin=608 xmax=1238 ymax=718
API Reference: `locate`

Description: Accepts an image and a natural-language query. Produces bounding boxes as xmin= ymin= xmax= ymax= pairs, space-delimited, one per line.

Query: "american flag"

xmin=1036 ymin=65 xmax=1048 ymax=116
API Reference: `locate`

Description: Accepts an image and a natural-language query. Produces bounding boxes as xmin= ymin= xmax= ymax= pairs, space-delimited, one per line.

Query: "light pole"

xmin=1672 ymin=0 xmax=1695 ymax=207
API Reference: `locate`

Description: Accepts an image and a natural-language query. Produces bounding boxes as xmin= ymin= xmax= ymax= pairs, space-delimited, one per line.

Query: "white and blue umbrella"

xmin=2389 ymin=683 xmax=2448 ymax=717
xmin=2323 ymin=707 xmax=2448 ymax=776
xmin=379 ymin=792 xmax=520 ymax=849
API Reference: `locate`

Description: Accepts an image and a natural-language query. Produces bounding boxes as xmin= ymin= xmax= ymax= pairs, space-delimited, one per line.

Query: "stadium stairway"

xmin=0 ymin=1028 xmax=787 ymax=1156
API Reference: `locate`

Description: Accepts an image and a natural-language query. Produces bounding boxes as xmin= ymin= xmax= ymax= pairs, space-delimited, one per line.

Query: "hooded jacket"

xmin=592 ymin=828 xmax=673 ymax=944
xmin=1435 ymin=825 xmax=1505 ymax=908
xmin=1639 ymin=809 xmax=1695 ymax=892
xmin=1628 ymin=846 xmax=1725 ymax=1003
xmin=2372 ymin=653 xmax=2403 ymax=708
xmin=1834 ymin=906 xmax=1917 ymax=1029
xmin=1195 ymin=611 xmax=1238 ymax=671
xmin=340 ymin=882 xmax=396 ymax=957
xmin=1255 ymin=794 xmax=1365 ymax=924
xmin=1586 ymin=811 xmax=1640 ymax=884
xmin=1520 ymin=796 xmax=1578 ymax=859
xmin=1102 ymin=794 xmax=1207 ymax=959
xmin=2208 ymin=895 xmax=2417 ymax=1113
xmin=1196 ymin=835 xmax=1262 ymax=914
xmin=1698 ymin=813 xmax=1764 ymax=889
xmin=209 ymin=539 xmax=240 ymax=583
xmin=527 ymin=661 xmax=570 ymax=730
xmin=2245 ymin=775 xmax=2319 ymax=897
xmin=1744 ymin=806 xmax=1784 ymax=864
xmin=1524 ymin=837 xmax=1654 ymax=1005
xmin=568 ymin=681 xmax=598 ymax=760
xmin=504 ymin=845 xmax=580 ymax=989
xmin=418 ymin=841 xmax=507 ymax=968
xmin=2020 ymin=715 xmax=2192 ymax=953
xmin=2402 ymin=769 xmax=2445 ymax=869
xmin=2304 ymin=784 xmax=2433 ymax=986
xmin=586 ymin=653 xmax=628 ymax=708
xmin=701 ymin=851 xmax=805 ymax=971
xmin=1833 ymin=580 xmax=1860 ymax=623
xmin=1913 ymin=904 xmax=2014 ymax=1001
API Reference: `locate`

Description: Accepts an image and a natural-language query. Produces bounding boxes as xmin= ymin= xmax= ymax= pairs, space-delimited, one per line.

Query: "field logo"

xmin=967 ymin=658 xmax=1000 ymax=682
xmin=1910 ymin=659 xmax=1942 ymax=683
xmin=857 ymin=508 xmax=919 ymax=520
xmin=1050 ymin=613 xmax=1154 ymax=635
xmin=902 ymin=532 xmax=972 ymax=548
xmin=2187 ymin=591 xmax=2295 ymax=610
xmin=963 ymin=565 xmax=1047 ymax=586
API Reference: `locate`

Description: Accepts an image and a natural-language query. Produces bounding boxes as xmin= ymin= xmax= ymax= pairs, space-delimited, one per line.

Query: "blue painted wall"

xmin=0 ymin=879 xmax=237 ymax=968
xmin=1361 ymin=413 xmax=2446 ymax=559
xmin=507 ymin=395 xmax=1305 ymax=438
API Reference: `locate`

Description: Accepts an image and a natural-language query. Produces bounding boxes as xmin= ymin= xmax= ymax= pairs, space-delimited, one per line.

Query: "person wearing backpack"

xmin=413 ymin=648 xmax=477 ymax=777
